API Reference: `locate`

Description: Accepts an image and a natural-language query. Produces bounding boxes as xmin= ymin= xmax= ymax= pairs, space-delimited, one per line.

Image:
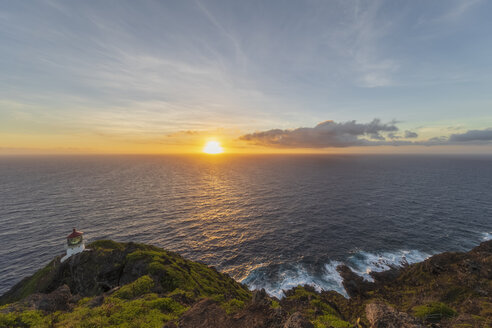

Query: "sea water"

xmin=1 ymin=155 xmax=491 ymax=297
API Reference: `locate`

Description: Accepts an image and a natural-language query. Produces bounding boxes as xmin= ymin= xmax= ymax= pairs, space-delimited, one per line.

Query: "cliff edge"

xmin=1 ymin=240 xmax=491 ymax=327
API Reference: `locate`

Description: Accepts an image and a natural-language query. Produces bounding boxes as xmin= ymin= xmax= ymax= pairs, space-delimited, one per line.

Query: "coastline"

xmin=1 ymin=238 xmax=491 ymax=327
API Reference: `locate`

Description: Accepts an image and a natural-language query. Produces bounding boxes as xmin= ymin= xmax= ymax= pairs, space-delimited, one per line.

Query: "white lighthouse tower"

xmin=61 ymin=228 xmax=85 ymax=262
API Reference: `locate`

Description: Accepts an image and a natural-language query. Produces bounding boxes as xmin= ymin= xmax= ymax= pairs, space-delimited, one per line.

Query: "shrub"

xmin=148 ymin=261 xmax=166 ymax=274
xmin=0 ymin=310 xmax=51 ymax=328
xmin=414 ymin=302 xmax=456 ymax=322
xmin=313 ymin=314 xmax=351 ymax=328
xmin=311 ymin=299 xmax=338 ymax=316
xmin=222 ymin=299 xmax=245 ymax=315
xmin=89 ymin=240 xmax=124 ymax=251
xmin=113 ymin=276 xmax=154 ymax=299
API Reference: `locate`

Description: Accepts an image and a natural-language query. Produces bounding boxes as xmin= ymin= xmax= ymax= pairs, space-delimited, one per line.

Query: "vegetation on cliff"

xmin=0 ymin=240 xmax=491 ymax=328
xmin=0 ymin=240 xmax=251 ymax=327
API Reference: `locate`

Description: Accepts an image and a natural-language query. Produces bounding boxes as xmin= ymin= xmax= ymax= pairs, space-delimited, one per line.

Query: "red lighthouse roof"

xmin=67 ymin=228 xmax=83 ymax=239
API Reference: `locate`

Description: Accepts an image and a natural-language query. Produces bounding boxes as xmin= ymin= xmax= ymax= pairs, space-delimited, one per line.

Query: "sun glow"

xmin=203 ymin=141 xmax=224 ymax=154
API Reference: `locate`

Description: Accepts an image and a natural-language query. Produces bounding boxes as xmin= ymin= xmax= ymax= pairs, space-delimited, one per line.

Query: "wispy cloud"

xmin=434 ymin=0 xmax=483 ymax=23
xmin=344 ymin=1 xmax=399 ymax=87
xmin=194 ymin=0 xmax=248 ymax=70
xmin=1 ymin=0 xmax=492 ymax=153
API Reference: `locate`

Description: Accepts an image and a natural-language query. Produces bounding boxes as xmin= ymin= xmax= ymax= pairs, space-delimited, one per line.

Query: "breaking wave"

xmin=346 ymin=249 xmax=431 ymax=282
xmin=242 ymin=249 xmax=431 ymax=298
xmin=241 ymin=260 xmax=347 ymax=299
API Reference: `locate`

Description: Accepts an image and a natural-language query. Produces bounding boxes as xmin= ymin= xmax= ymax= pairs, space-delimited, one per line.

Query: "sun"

xmin=203 ymin=141 xmax=224 ymax=154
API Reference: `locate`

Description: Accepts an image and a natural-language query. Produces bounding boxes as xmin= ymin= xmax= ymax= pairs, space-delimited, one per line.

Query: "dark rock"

xmin=458 ymin=259 xmax=481 ymax=275
xmin=178 ymin=295 xmax=287 ymax=328
xmin=252 ymin=289 xmax=270 ymax=307
xmin=24 ymin=284 xmax=73 ymax=312
xmin=119 ymin=257 xmax=149 ymax=285
xmin=371 ymin=266 xmax=401 ymax=284
xmin=232 ymin=296 xmax=285 ymax=328
xmin=337 ymin=265 xmax=374 ymax=298
xmin=421 ymin=252 xmax=463 ymax=275
xmin=178 ymin=299 xmax=229 ymax=328
xmin=60 ymin=246 xmax=128 ymax=295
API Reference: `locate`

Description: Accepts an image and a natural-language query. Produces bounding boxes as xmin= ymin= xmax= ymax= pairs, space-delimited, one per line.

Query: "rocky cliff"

xmin=1 ymin=240 xmax=491 ymax=328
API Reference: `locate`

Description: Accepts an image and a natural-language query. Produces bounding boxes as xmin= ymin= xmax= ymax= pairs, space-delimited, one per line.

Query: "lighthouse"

xmin=61 ymin=228 xmax=85 ymax=262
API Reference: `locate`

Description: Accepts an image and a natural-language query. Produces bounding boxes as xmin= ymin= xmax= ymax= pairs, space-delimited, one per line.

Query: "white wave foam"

xmin=241 ymin=250 xmax=431 ymax=298
xmin=322 ymin=261 xmax=348 ymax=297
xmin=241 ymin=260 xmax=347 ymax=299
xmin=482 ymin=232 xmax=492 ymax=241
xmin=347 ymin=249 xmax=430 ymax=282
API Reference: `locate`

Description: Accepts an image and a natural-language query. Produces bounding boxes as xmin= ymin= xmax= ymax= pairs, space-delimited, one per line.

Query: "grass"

xmin=56 ymin=293 xmax=188 ymax=328
xmin=123 ymin=247 xmax=251 ymax=301
xmin=0 ymin=292 xmax=189 ymax=328
xmin=89 ymin=240 xmax=125 ymax=251
xmin=0 ymin=310 xmax=52 ymax=328
xmin=113 ymin=275 xmax=154 ymax=300
xmin=313 ymin=314 xmax=352 ymax=328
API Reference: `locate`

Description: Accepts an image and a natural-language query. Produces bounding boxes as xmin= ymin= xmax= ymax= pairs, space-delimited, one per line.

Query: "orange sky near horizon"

xmin=2 ymin=131 xmax=492 ymax=155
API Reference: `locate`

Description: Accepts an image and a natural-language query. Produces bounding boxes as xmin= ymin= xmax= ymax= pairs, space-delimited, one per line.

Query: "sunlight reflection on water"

xmin=0 ymin=155 xmax=491 ymax=296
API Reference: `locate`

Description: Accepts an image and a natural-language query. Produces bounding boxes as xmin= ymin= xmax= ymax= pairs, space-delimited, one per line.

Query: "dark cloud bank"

xmin=240 ymin=120 xmax=492 ymax=148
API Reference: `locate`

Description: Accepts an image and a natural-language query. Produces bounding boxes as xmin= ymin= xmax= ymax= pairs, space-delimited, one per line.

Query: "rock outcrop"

xmin=0 ymin=240 xmax=249 ymax=306
xmin=337 ymin=264 xmax=375 ymax=298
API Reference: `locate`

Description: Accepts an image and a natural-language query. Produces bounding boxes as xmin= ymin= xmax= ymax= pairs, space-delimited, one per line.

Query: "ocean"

xmin=0 ymin=154 xmax=491 ymax=297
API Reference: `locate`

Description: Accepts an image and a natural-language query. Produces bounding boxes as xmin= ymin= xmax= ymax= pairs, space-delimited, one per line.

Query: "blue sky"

xmin=1 ymin=0 xmax=491 ymax=153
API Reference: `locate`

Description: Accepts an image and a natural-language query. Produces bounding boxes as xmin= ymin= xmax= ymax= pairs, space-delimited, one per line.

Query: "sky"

xmin=1 ymin=0 xmax=492 ymax=154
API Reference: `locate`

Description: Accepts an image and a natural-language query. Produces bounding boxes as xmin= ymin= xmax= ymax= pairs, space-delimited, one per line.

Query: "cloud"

xmin=448 ymin=128 xmax=492 ymax=142
xmin=436 ymin=0 xmax=483 ymax=22
xmin=240 ymin=119 xmax=399 ymax=148
xmin=240 ymin=120 xmax=492 ymax=148
xmin=404 ymin=130 xmax=418 ymax=138
xmin=167 ymin=130 xmax=201 ymax=137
